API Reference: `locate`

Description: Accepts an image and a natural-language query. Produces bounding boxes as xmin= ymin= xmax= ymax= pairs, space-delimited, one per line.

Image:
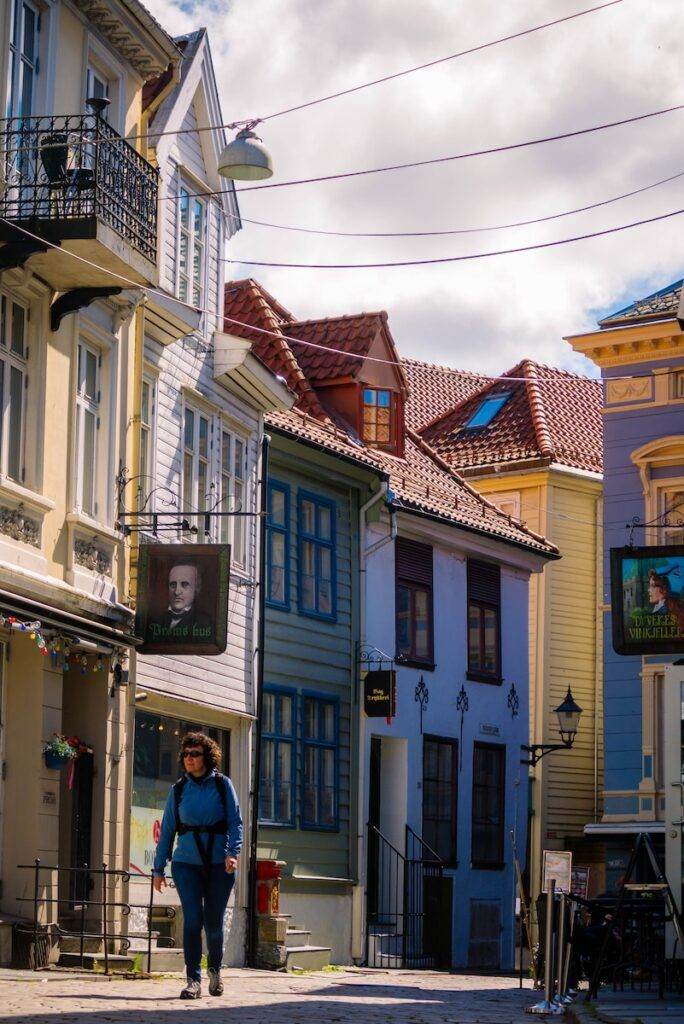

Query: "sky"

xmin=144 ymin=0 xmax=684 ymax=376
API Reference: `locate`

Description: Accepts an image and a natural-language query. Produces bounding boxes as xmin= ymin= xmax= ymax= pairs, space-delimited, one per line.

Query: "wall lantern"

xmin=522 ymin=687 xmax=583 ymax=767
xmin=218 ymin=127 xmax=273 ymax=181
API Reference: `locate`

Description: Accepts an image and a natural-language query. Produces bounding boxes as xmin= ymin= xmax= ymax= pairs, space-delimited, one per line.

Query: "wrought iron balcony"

xmin=0 ymin=113 xmax=159 ymax=289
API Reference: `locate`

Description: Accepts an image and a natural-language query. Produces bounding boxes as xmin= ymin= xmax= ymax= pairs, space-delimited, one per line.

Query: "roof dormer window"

xmin=463 ymin=392 xmax=511 ymax=430
xmin=362 ymin=387 xmax=401 ymax=452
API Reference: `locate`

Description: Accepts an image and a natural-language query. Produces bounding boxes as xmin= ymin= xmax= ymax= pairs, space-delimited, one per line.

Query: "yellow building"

xmin=0 ymin=0 xmax=178 ymax=963
xmin=407 ymin=357 xmax=605 ymax=912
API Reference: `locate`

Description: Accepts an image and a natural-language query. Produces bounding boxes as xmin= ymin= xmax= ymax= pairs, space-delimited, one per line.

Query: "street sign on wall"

xmin=610 ymin=545 xmax=684 ymax=655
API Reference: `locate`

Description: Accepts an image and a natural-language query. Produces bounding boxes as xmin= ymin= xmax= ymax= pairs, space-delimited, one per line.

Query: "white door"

xmin=664 ymin=661 xmax=684 ymax=955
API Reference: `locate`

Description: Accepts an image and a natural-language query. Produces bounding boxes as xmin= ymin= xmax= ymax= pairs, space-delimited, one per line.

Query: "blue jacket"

xmin=153 ymin=771 xmax=243 ymax=876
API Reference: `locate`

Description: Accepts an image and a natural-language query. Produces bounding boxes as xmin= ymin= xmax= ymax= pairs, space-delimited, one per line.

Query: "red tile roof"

xmin=423 ymin=359 xmax=603 ymax=475
xmin=224 ymin=279 xmax=558 ymax=557
xmin=403 ymin=357 xmax=491 ymax=431
xmin=224 ymin=280 xmax=323 ymax=418
xmin=281 ymin=312 xmax=388 ymax=383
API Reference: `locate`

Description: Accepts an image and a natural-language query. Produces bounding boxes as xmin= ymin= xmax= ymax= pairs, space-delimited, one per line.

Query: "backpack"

xmin=172 ymin=773 xmax=228 ymax=873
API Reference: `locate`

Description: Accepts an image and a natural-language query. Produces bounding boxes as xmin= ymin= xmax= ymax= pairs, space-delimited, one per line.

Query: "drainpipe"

xmin=352 ymin=481 xmax=390 ymax=962
xmin=246 ymin=433 xmax=269 ymax=967
xmin=593 ymin=492 xmax=603 ymax=822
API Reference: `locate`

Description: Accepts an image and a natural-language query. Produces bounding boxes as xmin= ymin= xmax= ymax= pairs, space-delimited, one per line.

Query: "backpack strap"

xmin=173 ymin=776 xmax=188 ymax=836
xmin=214 ymin=773 xmax=228 ymax=817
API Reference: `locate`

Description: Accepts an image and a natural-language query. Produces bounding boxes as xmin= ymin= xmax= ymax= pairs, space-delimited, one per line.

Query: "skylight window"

xmin=463 ymin=393 xmax=511 ymax=430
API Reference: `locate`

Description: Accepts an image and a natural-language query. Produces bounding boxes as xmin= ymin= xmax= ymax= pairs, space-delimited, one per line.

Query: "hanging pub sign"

xmin=136 ymin=543 xmax=231 ymax=655
xmin=364 ymin=670 xmax=396 ymax=718
xmin=610 ymin=545 xmax=684 ymax=655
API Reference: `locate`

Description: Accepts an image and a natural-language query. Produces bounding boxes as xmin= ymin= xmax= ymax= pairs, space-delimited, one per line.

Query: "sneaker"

xmin=180 ymin=978 xmax=202 ymax=1000
xmin=208 ymin=968 xmax=224 ymax=996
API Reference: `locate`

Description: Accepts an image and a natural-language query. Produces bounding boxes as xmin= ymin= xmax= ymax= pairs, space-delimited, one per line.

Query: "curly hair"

xmin=178 ymin=731 xmax=222 ymax=774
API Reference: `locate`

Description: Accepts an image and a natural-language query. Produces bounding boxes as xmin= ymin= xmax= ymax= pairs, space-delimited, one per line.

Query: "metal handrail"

xmin=405 ymin=824 xmax=444 ymax=863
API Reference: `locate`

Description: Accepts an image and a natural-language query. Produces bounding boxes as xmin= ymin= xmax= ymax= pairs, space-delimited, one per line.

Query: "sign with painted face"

xmin=610 ymin=546 xmax=684 ymax=655
xmin=136 ymin=543 xmax=230 ymax=654
xmin=363 ymin=670 xmax=396 ymax=718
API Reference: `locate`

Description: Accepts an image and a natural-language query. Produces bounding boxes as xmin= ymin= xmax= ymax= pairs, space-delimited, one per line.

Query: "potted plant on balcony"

xmin=43 ymin=734 xmax=77 ymax=770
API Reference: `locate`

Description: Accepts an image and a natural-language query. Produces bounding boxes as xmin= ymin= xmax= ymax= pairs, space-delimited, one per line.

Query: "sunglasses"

xmin=182 ymin=750 xmax=204 ymax=760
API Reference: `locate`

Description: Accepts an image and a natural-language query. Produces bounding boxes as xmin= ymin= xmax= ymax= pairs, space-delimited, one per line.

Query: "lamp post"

xmin=521 ymin=687 xmax=583 ymax=767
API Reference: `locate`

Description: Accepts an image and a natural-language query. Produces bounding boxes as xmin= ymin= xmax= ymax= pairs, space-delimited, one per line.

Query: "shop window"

xmin=266 ymin=480 xmax=290 ymax=608
xmin=259 ymin=687 xmax=295 ymax=826
xmin=395 ymin=536 xmax=434 ymax=666
xmin=471 ymin=743 xmax=505 ymax=869
xmin=297 ymin=492 xmax=336 ymax=620
xmin=422 ymin=735 xmax=458 ymax=864
xmin=301 ymin=693 xmax=338 ymax=830
xmin=130 ymin=711 xmax=230 ymax=874
xmin=467 ymin=559 xmax=501 ymax=683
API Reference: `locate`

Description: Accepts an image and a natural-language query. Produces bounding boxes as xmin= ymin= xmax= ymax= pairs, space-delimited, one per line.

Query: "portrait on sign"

xmin=136 ymin=543 xmax=230 ymax=655
xmin=611 ymin=546 xmax=684 ymax=655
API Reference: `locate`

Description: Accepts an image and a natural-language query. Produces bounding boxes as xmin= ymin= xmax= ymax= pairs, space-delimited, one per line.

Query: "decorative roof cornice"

xmin=72 ymin=0 xmax=179 ymax=79
xmin=566 ymin=321 xmax=684 ymax=368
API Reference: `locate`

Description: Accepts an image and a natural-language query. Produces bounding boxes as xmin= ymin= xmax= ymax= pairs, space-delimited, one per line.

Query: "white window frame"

xmin=139 ymin=373 xmax=157 ymax=509
xmin=177 ymin=179 xmax=207 ymax=308
xmin=75 ymin=339 xmax=100 ymax=518
xmin=657 ymin=483 xmax=684 ymax=546
xmin=82 ymin=35 xmax=125 ymax=132
xmin=219 ymin=425 xmax=248 ymax=569
xmin=7 ymin=0 xmax=39 ymax=119
xmin=182 ymin=400 xmax=214 ymax=539
xmin=0 ymin=291 xmax=28 ymax=484
xmin=486 ymin=490 xmax=521 ymax=522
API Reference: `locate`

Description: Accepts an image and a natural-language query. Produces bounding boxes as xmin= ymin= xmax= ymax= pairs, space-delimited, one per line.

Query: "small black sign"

xmin=364 ymin=670 xmax=396 ymax=718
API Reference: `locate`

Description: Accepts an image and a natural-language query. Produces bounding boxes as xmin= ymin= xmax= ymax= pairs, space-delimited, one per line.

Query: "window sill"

xmin=266 ymin=598 xmax=291 ymax=613
xmin=298 ymin=607 xmax=337 ymax=624
xmin=396 ymin=656 xmax=436 ymax=672
xmin=66 ymin=511 xmax=123 ymax=544
xmin=257 ymin=819 xmax=297 ymax=830
xmin=466 ymin=671 xmax=503 ymax=686
xmin=300 ymin=823 xmax=340 ymax=833
xmin=0 ymin=476 xmax=55 ymax=515
xmin=471 ymin=861 xmax=506 ymax=871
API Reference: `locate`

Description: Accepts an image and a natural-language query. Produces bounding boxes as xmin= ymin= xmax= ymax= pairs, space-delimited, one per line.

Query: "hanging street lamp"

xmin=218 ymin=127 xmax=273 ymax=181
xmin=522 ymin=687 xmax=583 ymax=767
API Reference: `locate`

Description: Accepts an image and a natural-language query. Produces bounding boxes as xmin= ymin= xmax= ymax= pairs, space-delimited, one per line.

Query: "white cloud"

xmin=146 ymin=0 xmax=684 ymax=376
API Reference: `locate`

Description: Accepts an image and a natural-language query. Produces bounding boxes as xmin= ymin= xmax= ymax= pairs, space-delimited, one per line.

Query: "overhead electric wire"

xmin=0 ymin=213 xmax=680 ymax=389
xmin=255 ymin=0 xmax=626 ymax=123
xmin=224 ymin=204 xmax=684 ymax=268
xmin=162 ymin=101 xmax=684 ymax=201
xmin=221 ymin=168 xmax=684 ymax=238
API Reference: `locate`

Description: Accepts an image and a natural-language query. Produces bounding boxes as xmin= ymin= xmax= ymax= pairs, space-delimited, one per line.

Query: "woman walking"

xmin=153 ymin=731 xmax=243 ymax=999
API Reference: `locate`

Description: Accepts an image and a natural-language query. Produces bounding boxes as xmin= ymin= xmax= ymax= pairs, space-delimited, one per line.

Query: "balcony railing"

xmin=0 ymin=114 xmax=158 ymax=263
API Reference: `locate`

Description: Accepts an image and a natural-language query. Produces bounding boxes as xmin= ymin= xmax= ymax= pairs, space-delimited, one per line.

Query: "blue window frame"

xmin=301 ymin=692 xmax=339 ymax=830
xmin=259 ymin=686 xmax=296 ymax=826
xmin=463 ymin=393 xmax=511 ymax=430
xmin=266 ymin=480 xmax=290 ymax=609
xmin=297 ymin=491 xmax=336 ymax=620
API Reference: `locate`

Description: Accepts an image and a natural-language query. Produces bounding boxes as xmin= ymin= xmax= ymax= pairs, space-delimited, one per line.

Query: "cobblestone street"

xmin=0 ymin=969 xmax=536 ymax=1024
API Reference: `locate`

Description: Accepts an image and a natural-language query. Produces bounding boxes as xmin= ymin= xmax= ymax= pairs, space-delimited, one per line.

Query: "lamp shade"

xmin=554 ymin=687 xmax=583 ymax=744
xmin=218 ymin=128 xmax=273 ymax=181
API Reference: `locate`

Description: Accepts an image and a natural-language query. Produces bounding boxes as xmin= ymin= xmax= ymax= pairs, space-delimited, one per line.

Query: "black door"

xmin=70 ymin=751 xmax=94 ymax=905
xmin=367 ymin=737 xmax=382 ymax=919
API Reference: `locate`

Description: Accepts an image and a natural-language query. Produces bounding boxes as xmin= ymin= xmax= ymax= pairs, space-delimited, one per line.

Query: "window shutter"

xmin=467 ymin=559 xmax=500 ymax=606
xmin=395 ymin=537 xmax=433 ymax=586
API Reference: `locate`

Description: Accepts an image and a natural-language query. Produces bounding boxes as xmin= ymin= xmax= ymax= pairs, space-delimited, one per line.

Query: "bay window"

xmin=178 ymin=185 xmax=206 ymax=307
xmin=0 ymin=293 xmax=27 ymax=483
xmin=75 ymin=340 xmax=100 ymax=516
xmin=220 ymin=427 xmax=247 ymax=568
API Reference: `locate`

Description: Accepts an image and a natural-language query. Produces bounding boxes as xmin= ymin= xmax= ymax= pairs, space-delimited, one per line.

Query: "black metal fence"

xmin=0 ymin=114 xmax=158 ymax=261
xmin=14 ymin=859 xmax=174 ymax=974
xmin=366 ymin=822 xmax=449 ymax=969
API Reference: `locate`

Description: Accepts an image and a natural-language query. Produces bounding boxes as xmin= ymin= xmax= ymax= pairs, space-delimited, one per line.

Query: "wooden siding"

xmin=257 ymin=444 xmax=362 ymax=882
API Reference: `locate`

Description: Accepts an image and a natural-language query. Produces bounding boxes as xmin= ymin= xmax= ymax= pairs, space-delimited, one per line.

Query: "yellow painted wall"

xmin=474 ymin=469 xmax=603 ymax=909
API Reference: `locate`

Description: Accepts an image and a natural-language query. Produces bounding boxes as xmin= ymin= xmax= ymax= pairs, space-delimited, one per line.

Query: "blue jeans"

xmin=171 ymin=861 xmax=235 ymax=981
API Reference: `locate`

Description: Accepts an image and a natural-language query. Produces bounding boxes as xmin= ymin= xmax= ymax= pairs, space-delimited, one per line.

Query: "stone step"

xmin=285 ymin=945 xmax=331 ymax=972
xmin=58 ymin=936 xmax=102 ymax=954
xmin=136 ymin=948 xmax=186 ymax=972
xmin=285 ymin=928 xmax=311 ymax=949
xmin=57 ymin=952 xmax=137 ymax=973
